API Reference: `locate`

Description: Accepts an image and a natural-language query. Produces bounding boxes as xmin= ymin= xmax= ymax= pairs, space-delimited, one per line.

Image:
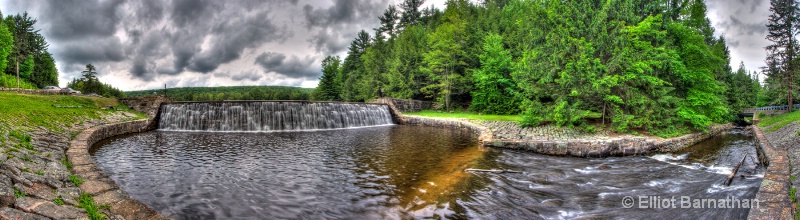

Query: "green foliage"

xmin=404 ymin=110 xmax=521 ymax=122
xmin=30 ymin=52 xmax=58 ymax=88
xmin=0 ymin=92 xmax=144 ymax=133
xmin=34 ymin=170 xmax=43 ymax=175
xmin=0 ymin=22 xmax=12 ymax=72
xmin=19 ymin=54 xmax=33 ymax=80
xmin=321 ymin=0 xmax=748 ymax=136
xmin=127 ymin=85 xmax=313 ymax=101
xmin=764 ymin=0 xmax=800 ymax=111
xmin=470 ymin=33 xmax=520 ymax=114
xmin=53 ymin=196 xmax=65 ymax=205
xmin=759 ymin=110 xmax=800 ymax=132
xmin=66 ymin=64 xmax=124 ymax=98
xmin=61 ymin=156 xmax=74 ymax=169
xmin=0 ymin=74 xmax=36 ymax=89
xmin=78 ymin=193 xmax=107 ymax=220
xmin=69 ymin=175 xmax=85 ymax=186
xmin=14 ymin=189 xmax=26 ymax=198
xmin=313 ymin=56 xmax=342 ymax=101
xmin=9 ymin=130 xmax=30 ymax=142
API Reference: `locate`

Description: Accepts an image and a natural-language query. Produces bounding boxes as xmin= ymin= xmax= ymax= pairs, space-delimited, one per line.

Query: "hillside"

xmin=125 ymin=85 xmax=314 ymax=101
xmin=0 ymin=92 xmax=145 ymax=219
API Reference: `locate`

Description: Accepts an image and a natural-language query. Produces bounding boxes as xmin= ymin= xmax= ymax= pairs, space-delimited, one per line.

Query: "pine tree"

xmin=314 ymin=56 xmax=341 ymax=101
xmin=765 ymin=0 xmax=800 ymax=111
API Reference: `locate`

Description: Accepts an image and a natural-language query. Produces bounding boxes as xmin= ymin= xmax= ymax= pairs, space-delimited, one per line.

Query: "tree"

xmin=19 ymin=55 xmax=33 ymax=80
xmin=421 ymin=1 xmax=469 ymax=111
xmin=314 ymin=56 xmax=341 ymax=101
xmin=339 ymin=30 xmax=371 ymax=101
xmin=399 ymin=0 xmax=425 ymax=28
xmin=0 ymin=14 xmax=12 ymax=74
xmin=376 ymin=5 xmax=400 ymax=38
xmin=765 ymin=0 xmax=800 ymax=111
xmin=471 ymin=33 xmax=518 ymax=114
xmin=5 ymin=12 xmax=39 ymax=88
xmin=82 ymin=64 xmax=98 ymax=81
xmin=30 ymin=52 xmax=58 ymax=88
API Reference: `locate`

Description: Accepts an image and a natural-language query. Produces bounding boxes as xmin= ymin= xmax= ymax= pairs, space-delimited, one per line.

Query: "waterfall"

xmin=158 ymin=101 xmax=394 ymax=132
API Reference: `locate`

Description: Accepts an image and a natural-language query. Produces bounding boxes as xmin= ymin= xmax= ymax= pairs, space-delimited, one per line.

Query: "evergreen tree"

xmin=765 ymin=0 xmax=800 ymax=111
xmin=471 ymin=33 xmax=518 ymax=114
xmin=314 ymin=56 xmax=341 ymax=101
xmin=399 ymin=0 xmax=425 ymax=28
xmin=0 ymin=12 xmax=12 ymax=74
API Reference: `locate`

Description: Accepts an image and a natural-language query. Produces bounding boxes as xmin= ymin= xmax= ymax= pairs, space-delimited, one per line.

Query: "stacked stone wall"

xmin=119 ymin=96 xmax=174 ymax=118
xmin=66 ymin=119 xmax=162 ymax=219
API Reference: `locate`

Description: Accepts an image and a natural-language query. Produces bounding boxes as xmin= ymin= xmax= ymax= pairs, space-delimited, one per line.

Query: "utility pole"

xmin=15 ymin=58 xmax=19 ymax=89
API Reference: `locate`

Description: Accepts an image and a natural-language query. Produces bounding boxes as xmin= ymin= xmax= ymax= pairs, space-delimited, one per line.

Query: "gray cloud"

xmin=303 ymin=0 xmax=388 ymax=54
xmin=39 ymin=0 xmax=124 ymax=40
xmin=0 ymin=0 xmax=427 ymax=90
xmin=255 ymin=52 xmax=319 ymax=80
xmin=220 ymin=70 xmax=265 ymax=82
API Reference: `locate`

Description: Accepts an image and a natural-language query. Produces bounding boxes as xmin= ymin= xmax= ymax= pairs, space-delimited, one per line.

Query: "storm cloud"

xmin=0 ymin=0 xmax=402 ymax=90
xmin=0 ymin=0 xmax=770 ymax=90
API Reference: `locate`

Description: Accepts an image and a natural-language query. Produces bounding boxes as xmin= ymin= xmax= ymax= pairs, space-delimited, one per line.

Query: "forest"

xmin=126 ymin=86 xmax=313 ymax=101
xmin=0 ymin=11 xmax=58 ymax=89
xmin=313 ymin=0 xmax=788 ymax=137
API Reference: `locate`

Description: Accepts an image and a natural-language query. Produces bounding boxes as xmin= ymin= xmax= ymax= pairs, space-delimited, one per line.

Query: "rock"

xmin=57 ymin=187 xmax=81 ymax=200
xmin=14 ymin=197 xmax=87 ymax=219
xmin=18 ymin=183 xmax=56 ymax=201
xmin=598 ymin=165 xmax=611 ymax=170
xmin=79 ymin=180 xmax=117 ymax=195
xmin=94 ymin=190 xmax=128 ymax=206
xmin=0 ymin=207 xmax=49 ymax=220
xmin=110 ymin=199 xmax=159 ymax=220
xmin=0 ymin=184 xmax=15 ymax=207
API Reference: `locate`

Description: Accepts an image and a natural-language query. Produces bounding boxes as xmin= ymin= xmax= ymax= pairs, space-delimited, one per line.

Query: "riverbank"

xmin=401 ymin=114 xmax=734 ymax=157
xmin=755 ymin=111 xmax=800 ymax=219
xmin=0 ymin=92 xmax=146 ymax=219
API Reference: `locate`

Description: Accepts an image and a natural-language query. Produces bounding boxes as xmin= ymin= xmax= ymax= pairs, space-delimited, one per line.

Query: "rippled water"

xmin=92 ymin=127 xmax=762 ymax=219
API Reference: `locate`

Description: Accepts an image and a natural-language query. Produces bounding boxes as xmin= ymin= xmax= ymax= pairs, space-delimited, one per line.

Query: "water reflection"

xmin=92 ymin=127 xmax=762 ymax=219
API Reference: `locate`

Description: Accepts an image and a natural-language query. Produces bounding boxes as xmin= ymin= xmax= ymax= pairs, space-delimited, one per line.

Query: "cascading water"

xmin=158 ymin=101 xmax=394 ymax=132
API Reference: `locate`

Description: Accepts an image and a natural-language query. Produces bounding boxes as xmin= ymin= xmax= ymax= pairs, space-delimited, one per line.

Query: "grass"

xmin=53 ymin=196 xmax=65 ymax=205
xmin=403 ymin=110 xmax=522 ymax=122
xmin=0 ymin=74 xmax=38 ymax=89
xmin=34 ymin=170 xmax=44 ymax=175
xmin=14 ymin=189 xmax=26 ymax=198
xmin=759 ymin=110 xmax=800 ymax=132
xmin=61 ymin=156 xmax=73 ymax=170
xmin=0 ymin=92 xmax=147 ymax=134
xmin=69 ymin=175 xmax=85 ymax=186
xmin=78 ymin=193 xmax=107 ymax=220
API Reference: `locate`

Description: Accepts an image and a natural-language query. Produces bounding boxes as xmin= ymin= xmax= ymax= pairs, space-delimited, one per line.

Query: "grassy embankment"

xmin=758 ymin=110 xmax=800 ymax=133
xmin=0 ymin=91 xmax=146 ymax=145
xmin=0 ymin=92 xmax=146 ymax=220
xmin=403 ymin=110 xmax=522 ymax=122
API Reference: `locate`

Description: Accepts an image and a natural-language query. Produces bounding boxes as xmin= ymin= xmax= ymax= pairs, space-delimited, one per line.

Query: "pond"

xmin=92 ymin=126 xmax=762 ymax=219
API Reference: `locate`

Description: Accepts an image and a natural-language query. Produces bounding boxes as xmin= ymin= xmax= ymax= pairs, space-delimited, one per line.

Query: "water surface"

xmin=93 ymin=127 xmax=762 ymax=219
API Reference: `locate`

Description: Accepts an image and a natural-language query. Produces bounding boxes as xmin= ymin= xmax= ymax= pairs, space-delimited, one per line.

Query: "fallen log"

xmin=725 ymin=153 xmax=748 ymax=186
xmin=465 ymin=168 xmax=522 ymax=173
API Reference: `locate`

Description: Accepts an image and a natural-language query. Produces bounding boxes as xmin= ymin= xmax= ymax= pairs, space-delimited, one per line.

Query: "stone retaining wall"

xmin=119 ymin=95 xmax=174 ymax=118
xmin=486 ymin=124 xmax=733 ymax=157
xmin=66 ymin=119 xmax=164 ymax=220
xmin=747 ymin=126 xmax=792 ymax=219
xmin=403 ymin=114 xmax=734 ymax=157
xmin=402 ymin=116 xmax=493 ymax=145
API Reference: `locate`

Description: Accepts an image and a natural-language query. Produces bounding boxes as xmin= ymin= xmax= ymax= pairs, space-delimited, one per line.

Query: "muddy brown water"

xmin=92 ymin=126 xmax=762 ymax=219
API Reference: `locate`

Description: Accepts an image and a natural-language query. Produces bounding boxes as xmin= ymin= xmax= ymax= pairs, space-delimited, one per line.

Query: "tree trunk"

xmin=15 ymin=60 xmax=19 ymax=89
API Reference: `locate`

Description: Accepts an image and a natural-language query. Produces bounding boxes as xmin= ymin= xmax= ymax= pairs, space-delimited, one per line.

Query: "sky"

xmin=0 ymin=0 xmax=771 ymax=91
